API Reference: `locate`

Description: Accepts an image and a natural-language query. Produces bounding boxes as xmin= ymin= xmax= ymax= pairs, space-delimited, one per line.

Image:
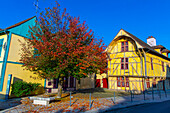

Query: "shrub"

xmin=11 ymin=80 xmax=41 ymax=97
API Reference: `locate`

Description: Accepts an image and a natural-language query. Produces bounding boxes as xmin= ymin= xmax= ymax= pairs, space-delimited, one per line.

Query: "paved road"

xmin=107 ymin=100 xmax=170 ymax=113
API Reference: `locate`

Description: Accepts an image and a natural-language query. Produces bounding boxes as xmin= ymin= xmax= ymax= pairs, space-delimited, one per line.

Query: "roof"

xmin=121 ymin=29 xmax=154 ymax=50
xmin=111 ymin=29 xmax=170 ymax=60
xmin=162 ymin=49 xmax=170 ymax=53
xmin=0 ymin=28 xmax=2 ymax=31
xmin=5 ymin=16 xmax=36 ymax=30
xmin=147 ymin=36 xmax=155 ymax=39
xmin=152 ymin=45 xmax=165 ymax=49
xmin=123 ymin=29 xmax=170 ymax=60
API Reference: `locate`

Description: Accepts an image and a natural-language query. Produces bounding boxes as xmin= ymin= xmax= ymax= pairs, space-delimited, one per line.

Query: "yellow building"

xmin=0 ymin=16 xmax=45 ymax=99
xmin=105 ymin=29 xmax=170 ymax=93
xmin=0 ymin=17 xmax=96 ymax=99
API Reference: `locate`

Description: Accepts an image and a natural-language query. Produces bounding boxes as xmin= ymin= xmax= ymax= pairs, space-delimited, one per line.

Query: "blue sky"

xmin=0 ymin=0 xmax=170 ymax=50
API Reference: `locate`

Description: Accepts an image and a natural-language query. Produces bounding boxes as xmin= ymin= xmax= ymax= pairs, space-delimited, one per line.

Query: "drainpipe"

xmin=143 ymin=49 xmax=150 ymax=77
xmin=0 ymin=30 xmax=9 ymax=91
xmin=142 ymin=49 xmax=150 ymax=91
xmin=107 ymin=52 xmax=110 ymax=89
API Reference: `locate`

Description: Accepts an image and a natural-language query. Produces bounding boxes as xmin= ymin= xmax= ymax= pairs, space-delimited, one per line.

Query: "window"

xmin=0 ymin=39 xmax=4 ymax=57
xmin=152 ymin=79 xmax=156 ymax=88
xmin=117 ymin=77 xmax=121 ymax=87
xmin=121 ymin=41 xmax=128 ymax=52
xmin=162 ymin=61 xmax=165 ymax=72
xmin=151 ymin=58 xmax=153 ymax=70
xmin=121 ymin=77 xmax=125 ymax=87
xmin=117 ymin=77 xmax=129 ymax=87
xmin=146 ymin=78 xmax=150 ymax=88
xmin=126 ymin=77 xmax=129 ymax=87
xmin=121 ymin=58 xmax=128 ymax=69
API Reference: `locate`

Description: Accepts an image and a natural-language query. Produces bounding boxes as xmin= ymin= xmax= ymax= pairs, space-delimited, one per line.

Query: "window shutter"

xmin=0 ymin=39 xmax=4 ymax=57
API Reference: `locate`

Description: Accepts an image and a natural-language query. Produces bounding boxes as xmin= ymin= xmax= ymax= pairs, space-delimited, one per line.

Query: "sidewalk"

xmin=86 ymin=91 xmax=170 ymax=113
xmin=0 ymin=98 xmax=21 ymax=111
xmin=1 ymin=91 xmax=170 ymax=113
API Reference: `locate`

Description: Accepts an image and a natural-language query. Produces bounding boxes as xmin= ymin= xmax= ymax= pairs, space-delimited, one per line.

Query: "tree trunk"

xmin=57 ymin=78 xmax=62 ymax=98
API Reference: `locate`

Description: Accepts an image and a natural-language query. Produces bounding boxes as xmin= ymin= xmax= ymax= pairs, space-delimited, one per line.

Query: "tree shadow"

xmin=0 ymin=94 xmax=21 ymax=111
xmin=50 ymin=99 xmax=61 ymax=103
xmin=71 ymin=99 xmax=78 ymax=106
xmin=55 ymin=109 xmax=64 ymax=113
xmin=75 ymin=88 xmax=106 ymax=94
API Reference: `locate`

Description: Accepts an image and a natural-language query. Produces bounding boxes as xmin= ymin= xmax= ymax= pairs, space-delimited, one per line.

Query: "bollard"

xmin=133 ymin=91 xmax=135 ymax=98
xmin=114 ymin=92 xmax=116 ymax=104
xmin=165 ymin=89 xmax=167 ymax=98
xmin=158 ymin=85 xmax=161 ymax=99
xmin=164 ymin=81 xmax=167 ymax=98
xmin=70 ymin=91 xmax=71 ymax=107
xmin=159 ymin=90 xmax=161 ymax=99
xmin=152 ymin=87 xmax=154 ymax=100
xmin=131 ymin=91 xmax=133 ymax=102
xmin=89 ymin=93 xmax=91 ymax=109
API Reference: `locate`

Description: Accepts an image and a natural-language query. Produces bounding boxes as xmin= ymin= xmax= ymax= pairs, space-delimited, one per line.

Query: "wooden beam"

xmin=130 ymin=63 xmax=140 ymax=76
xmin=111 ymin=64 xmax=119 ymax=75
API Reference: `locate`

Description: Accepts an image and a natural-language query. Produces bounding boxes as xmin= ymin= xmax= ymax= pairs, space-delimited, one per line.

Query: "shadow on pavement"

xmin=0 ymin=97 xmax=21 ymax=111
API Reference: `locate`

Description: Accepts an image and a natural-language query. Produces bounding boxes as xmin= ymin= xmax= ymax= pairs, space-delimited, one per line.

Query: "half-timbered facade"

xmin=106 ymin=29 xmax=170 ymax=92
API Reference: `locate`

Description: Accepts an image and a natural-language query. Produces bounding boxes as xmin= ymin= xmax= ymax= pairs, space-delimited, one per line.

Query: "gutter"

xmin=141 ymin=48 xmax=150 ymax=91
xmin=142 ymin=49 xmax=150 ymax=78
xmin=0 ymin=30 xmax=12 ymax=92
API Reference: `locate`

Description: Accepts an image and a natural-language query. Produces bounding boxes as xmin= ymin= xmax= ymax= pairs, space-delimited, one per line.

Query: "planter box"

xmin=29 ymin=97 xmax=56 ymax=106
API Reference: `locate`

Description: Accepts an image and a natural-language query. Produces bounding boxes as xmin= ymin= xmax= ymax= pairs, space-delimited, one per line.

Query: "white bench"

xmin=29 ymin=97 xmax=56 ymax=106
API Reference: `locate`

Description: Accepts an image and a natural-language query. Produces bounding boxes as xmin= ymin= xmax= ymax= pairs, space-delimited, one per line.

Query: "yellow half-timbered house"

xmin=106 ymin=29 xmax=170 ymax=93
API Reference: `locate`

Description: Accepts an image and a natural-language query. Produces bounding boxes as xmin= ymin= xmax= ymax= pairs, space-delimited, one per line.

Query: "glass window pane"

xmin=121 ymin=64 xmax=124 ymax=69
xmin=125 ymin=63 xmax=128 ymax=69
xmin=121 ymin=47 xmax=124 ymax=51
xmin=126 ymin=82 xmax=129 ymax=87
xmin=0 ymin=39 xmax=3 ymax=46
xmin=122 ymin=82 xmax=125 ymax=86
xmin=125 ymin=41 xmax=128 ymax=45
xmin=125 ymin=58 xmax=128 ymax=62
xmin=0 ymin=39 xmax=4 ymax=57
xmin=121 ymin=42 xmax=124 ymax=45
xmin=121 ymin=58 xmax=124 ymax=62
xmin=162 ymin=62 xmax=164 ymax=72
xmin=125 ymin=46 xmax=128 ymax=51
xmin=118 ymin=82 xmax=120 ymax=86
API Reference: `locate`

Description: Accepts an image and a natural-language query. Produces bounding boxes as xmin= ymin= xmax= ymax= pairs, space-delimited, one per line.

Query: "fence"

xmin=109 ymin=79 xmax=170 ymax=94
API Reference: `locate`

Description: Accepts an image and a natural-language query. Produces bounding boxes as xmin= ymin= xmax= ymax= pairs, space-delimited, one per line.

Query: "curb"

xmin=0 ymin=105 xmax=22 ymax=113
xmin=84 ymin=97 xmax=170 ymax=113
xmin=1 ymin=94 xmax=170 ymax=113
xmin=0 ymin=96 xmax=31 ymax=113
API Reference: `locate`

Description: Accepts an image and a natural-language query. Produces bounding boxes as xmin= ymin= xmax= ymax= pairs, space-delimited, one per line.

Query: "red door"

xmin=103 ymin=78 xmax=108 ymax=88
xmin=96 ymin=79 xmax=101 ymax=87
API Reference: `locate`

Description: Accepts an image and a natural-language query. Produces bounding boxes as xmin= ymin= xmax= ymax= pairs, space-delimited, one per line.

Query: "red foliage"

xmin=19 ymin=1 xmax=108 ymax=80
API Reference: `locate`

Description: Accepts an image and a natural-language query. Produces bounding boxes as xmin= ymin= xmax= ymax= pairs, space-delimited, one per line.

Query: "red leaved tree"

xmin=19 ymin=2 xmax=108 ymax=98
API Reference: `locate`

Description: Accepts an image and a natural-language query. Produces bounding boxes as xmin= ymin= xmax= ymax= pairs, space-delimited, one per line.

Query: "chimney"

xmin=147 ymin=36 xmax=156 ymax=47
